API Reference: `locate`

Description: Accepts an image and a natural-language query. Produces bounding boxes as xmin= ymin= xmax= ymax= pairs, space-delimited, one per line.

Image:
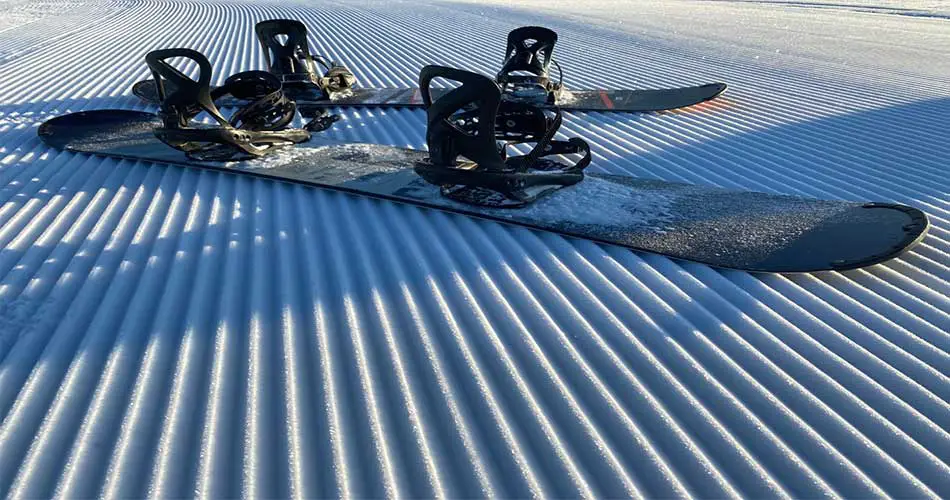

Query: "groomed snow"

xmin=0 ymin=0 xmax=947 ymax=497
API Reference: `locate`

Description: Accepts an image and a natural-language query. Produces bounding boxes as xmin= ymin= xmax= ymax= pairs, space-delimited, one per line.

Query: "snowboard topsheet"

xmin=38 ymin=110 xmax=928 ymax=273
xmin=131 ymin=79 xmax=728 ymax=113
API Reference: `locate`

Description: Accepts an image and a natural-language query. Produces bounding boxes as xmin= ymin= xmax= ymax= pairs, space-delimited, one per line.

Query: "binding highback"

xmin=146 ymin=48 xmax=227 ymax=128
xmin=419 ymin=65 xmax=506 ymax=171
xmin=256 ymin=19 xmax=319 ymax=85
xmin=495 ymin=26 xmax=560 ymax=98
xmin=255 ymin=19 xmax=356 ymax=97
xmin=498 ymin=26 xmax=557 ymax=78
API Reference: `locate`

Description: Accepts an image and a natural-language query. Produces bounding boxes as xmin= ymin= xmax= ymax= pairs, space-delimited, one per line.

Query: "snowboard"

xmin=131 ymin=79 xmax=728 ymax=113
xmin=38 ymin=110 xmax=928 ymax=273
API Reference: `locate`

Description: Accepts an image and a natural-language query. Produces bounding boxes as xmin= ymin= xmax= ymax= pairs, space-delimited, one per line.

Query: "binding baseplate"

xmin=414 ymin=65 xmax=590 ymax=208
xmin=145 ymin=48 xmax=317 ymax=161
xmin=255 ymin=19 xmax=357 ymax=100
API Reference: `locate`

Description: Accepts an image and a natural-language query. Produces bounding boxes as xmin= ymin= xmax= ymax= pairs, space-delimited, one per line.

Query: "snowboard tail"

xmin=38 ymin=110 xmax=928 ymax=273
xmin=132 ymin=79 xmax=727 ymax=113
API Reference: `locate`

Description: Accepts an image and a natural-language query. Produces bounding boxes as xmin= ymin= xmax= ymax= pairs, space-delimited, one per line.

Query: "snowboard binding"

xmin=255 ymin=19 xmax=357 ymax=100
xmin=145 ymin=48 xmax=313 ymax=161
xmin=495 ymin=26 xmax=563 ymax=105
xmin=414 ymin=65 xmax=590 ymax=208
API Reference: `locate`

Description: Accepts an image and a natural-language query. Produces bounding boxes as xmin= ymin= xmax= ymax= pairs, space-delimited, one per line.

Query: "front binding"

xmin=144 ymin=48 xmax=316 ymax=161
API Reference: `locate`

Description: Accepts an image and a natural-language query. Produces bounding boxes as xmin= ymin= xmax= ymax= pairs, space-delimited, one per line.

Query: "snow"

xmin=0 ymin=0 xmax=947 ymax=497
xmin=490 ymin=176 xmax=677 ymax=227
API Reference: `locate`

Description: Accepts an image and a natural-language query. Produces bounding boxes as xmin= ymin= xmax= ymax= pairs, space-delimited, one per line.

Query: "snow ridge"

xmin=0 ymin=0 xmax=946 ymax=497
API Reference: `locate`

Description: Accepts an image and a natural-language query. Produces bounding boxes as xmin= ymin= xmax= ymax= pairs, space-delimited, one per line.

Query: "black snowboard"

xmin=131 ymin=79 xmax=727 ymax=113
xmin=38 ymin=110 xmax=928 ymax=273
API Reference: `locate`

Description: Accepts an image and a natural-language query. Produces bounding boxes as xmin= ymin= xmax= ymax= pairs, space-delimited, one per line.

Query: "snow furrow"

xmin=0 ymin=0 xmax=946 ymax=497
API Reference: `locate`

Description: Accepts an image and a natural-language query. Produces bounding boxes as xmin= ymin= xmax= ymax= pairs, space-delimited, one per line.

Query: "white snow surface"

xmin=0 ymin=0 xmax=948 ymax=498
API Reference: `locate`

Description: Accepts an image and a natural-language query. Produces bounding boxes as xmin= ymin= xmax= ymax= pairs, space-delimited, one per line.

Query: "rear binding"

xmin=414 ymin=65 xmax=590 ymax=207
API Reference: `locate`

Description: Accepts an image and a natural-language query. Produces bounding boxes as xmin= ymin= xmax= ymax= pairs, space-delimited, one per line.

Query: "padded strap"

xmin=216 ymin=70 xmax=297 ymax=131
xmin=493 ymin=100 xmax=554 ymax=142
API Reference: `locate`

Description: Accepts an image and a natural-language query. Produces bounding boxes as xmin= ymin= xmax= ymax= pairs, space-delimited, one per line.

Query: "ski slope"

xmin=0 ymin=0 xmax=947 ymax=497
